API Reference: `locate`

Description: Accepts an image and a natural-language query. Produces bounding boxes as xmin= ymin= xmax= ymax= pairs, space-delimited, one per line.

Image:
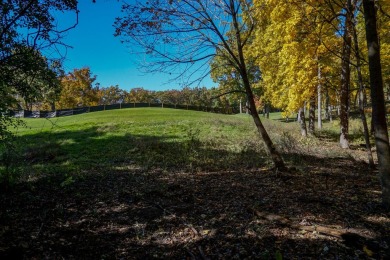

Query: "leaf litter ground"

xmin=1 ymin=156 xmax=389 ymax=259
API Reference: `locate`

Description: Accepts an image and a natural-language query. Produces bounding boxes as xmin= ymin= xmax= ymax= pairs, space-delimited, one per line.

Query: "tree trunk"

xmin=266 ymin=103 xmax=270 ymax=119
xmin=247 ymin=94 xmax=285 ymax=169
xmin=351 ymin=3 xmax=374 ymax=168
xmin=299 ymin=107 xmax=307 ymax=137
xmin=230 ymin=2 xmax=285 ymax=170
xmin=339 ymin=0 xmax=353 ymax=149
xmin=363 ymin=0 xmax=390 ymax=207
xmin=325 ymin=88 xmax=330 ymax=121
xmin=371 ymin=114 xmax=375 ymax=135
xmin=309 ymin=96 xmax=315 ymax=134
xmin=318 ymin=64 xmax=322 ymax=129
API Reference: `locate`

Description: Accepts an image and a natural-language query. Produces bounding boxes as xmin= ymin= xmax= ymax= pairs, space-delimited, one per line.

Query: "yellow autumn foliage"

xmin=251 ymin=0 xmax=342 ymax=115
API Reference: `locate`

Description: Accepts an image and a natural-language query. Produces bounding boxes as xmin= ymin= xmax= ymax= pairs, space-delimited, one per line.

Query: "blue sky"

xmin=55 ymin=0 xmax=215 ymax=91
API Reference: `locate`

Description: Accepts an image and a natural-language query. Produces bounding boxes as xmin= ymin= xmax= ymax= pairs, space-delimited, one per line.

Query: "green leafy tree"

xmin=0 ymin=0 xmax=77 ymax=181
xmin=0 ymin=1 xmax=77 ymax=137
xmin=2 ymin=46 xmax=62 ymax=111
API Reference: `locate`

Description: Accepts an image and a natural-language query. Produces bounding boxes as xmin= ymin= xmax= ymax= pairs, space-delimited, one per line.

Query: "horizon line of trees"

xmin=13 ymin=67 xmax=263 ymax=114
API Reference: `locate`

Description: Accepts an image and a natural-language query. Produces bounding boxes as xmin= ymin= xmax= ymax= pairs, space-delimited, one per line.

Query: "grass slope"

xmin=11 ymin=108 xmax=271 ymax=177
xmin=0 ymin=108 xmax=389 ymax=259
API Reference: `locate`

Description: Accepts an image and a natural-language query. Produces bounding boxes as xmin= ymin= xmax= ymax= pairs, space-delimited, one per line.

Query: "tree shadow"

xmin=274 ymin=118 xmax=298 ymax=124
xmin=0 ymin=127 xmax=389 ymax=258
xmin=314 ymin=129 xmax=374 ymax=147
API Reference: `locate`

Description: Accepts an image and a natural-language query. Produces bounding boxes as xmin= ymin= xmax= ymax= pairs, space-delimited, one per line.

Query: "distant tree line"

xmin=12 ymin=67 xmax=264 ymax=113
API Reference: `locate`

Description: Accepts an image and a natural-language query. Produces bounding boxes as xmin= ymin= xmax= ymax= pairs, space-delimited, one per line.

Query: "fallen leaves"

xmin=1 ymin=157 xmax=390 ymax=258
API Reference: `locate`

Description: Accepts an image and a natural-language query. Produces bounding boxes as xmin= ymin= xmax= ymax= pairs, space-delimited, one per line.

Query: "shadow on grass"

xmin=274 ymin=118 xmax=298 ymax=124
xmin=313 ymin=129 xmax=374 ymax=147
xmin=0 ymin=127 xmax=389 ymax=258
xmin=5 ymin=126 xmax=269 ymax=175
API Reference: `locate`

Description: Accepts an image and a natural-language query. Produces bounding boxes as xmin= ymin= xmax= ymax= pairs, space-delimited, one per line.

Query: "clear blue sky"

xmin=55 ymin=0 xmax=215 ymax=91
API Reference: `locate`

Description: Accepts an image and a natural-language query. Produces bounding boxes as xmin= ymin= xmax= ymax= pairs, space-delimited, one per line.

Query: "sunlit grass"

xmin=2 ymin=107 xmax=373 ymax=184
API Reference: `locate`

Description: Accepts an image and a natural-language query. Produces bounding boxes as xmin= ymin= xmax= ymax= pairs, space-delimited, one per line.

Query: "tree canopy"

xmin=0 ymin=0 xmax=78 ymax=146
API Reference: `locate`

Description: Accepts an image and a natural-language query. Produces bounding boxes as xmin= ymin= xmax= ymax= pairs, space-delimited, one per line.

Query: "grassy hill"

xmin=11 ymin=108 xmax=273 ymax=177
xmin=11 ymin=108 xmax=360 ymax=174
xmin=1 ymin=108 xmax=389 ymax=259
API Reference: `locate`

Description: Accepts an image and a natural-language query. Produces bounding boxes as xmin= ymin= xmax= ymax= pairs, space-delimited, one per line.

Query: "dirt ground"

xmin=1 ymin=154 xmax=389 ymax=259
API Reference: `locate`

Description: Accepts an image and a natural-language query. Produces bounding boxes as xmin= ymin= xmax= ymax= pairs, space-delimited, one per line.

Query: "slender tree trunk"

xmin=325 ymin=88 xmax=330 ymax=121
xmin=298 ymin=110 xmax=302 ymax=123
xmin=363 ymin=0 xmax=390 ymax=207
xmin=266 ymin=103 xmax=270 ymax=119
xmin=339 ymin=0 xmax=353 ymax=149
xmin=318 ymin=64 xmax=322 ymax=129
xmin=352 ymin=4 xmax=375 ymax=168
xmin=231 ymin=2 xmax=285 ymax=170
xmin=299 ymin=107 xmax=307 ymax=137
xmin=359 ymin=86 xmax=375 ymax=168
xmin=371 ymin=114 xmax=375 ymax=135
xmin=248 ymin=94 xmax=285 ymax=169
xmin=309 ymin=96 xmax=315 ymax=134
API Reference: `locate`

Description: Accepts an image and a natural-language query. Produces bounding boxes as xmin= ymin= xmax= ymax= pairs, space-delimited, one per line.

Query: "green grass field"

xmin=0 ymin=107 xmax=373 ymax=186
xmin=6 ymin=108 xmax=370 ymax=180
xmin=6 ymin=108 xmax=281 ymax=182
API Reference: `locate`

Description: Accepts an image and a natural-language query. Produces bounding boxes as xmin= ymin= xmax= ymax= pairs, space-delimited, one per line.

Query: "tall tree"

xmin=115 ymin=0 xmax=285 ymax=169
xmin=362 ymin=0 xmax=390 ymax=207
xmin=339 ymin=0 xmax=354 ymax=149
xmin=99 ymin=85 xmax=124 ymax=105
xmin=1 ymin=46 xmax=62 ymax=110
xmin=252 ymin=0 xmax=341 ymax=135
xmin=126 ymin=87 xmax=154 ymax=103
xmin=56 ymin=67 xmax=99 ymax=109
xmin=0 ymin=0 xmax=78 ymax=145
xmin=351 ymin=1 xmax=374 ymax=168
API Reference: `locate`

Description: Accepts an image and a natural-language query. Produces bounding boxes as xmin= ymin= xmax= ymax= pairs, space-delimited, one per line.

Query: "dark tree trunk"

xmin=299 ymin=107 xmax=307 ymax=137
xmin=352 ymin=4 xmax=374 ymax=168
xmin=318 ymin=64 xmax=322 ymax=129
xmin=266 ymin=103 xmax=270 ymax=119
xmin=339 ymin=0 xmax=353 ymax=149
xmin=231 ymin=2 xmax=285 ymax=170
xmin=248 ymin=96 xmax=285 ymax=169
xmin=309 ymin=96 xmax=315 ymax=134
xmin=325 ymin=88 xmax=331 ymax=121
xmin=363 ymin=0 xmax=390 ymax=207
xmin=371 ymin=114 xmax=375 ymax=135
